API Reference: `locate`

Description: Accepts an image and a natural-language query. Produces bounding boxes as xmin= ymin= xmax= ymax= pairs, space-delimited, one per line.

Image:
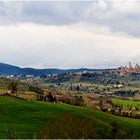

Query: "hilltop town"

xmin=74 ymin=62 xmax=140 ymax=76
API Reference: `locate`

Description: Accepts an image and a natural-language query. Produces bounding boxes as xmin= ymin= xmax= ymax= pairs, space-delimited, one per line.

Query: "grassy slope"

xmin=112 ymin=98 xmax=140 ymax=107
xmin=0 ymin=96 xmax=140 ymax=138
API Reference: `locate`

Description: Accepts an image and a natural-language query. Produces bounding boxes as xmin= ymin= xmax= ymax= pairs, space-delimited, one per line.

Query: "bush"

xmin=37 ymin=112 xmax=96 ymax=139
xmin=7 ymin=82 xmax=18 ymax=94
xmin=110 ymin=121 xmax=134 ymax=139
xmin=58 ymin=95 xmax=85 ymax=106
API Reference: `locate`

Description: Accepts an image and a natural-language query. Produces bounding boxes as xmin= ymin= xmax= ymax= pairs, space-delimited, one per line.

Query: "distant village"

xmin=45 ymin=62 xmax=140 ymax=78
xmin=75 ymin=62 xmax=140 ymax=76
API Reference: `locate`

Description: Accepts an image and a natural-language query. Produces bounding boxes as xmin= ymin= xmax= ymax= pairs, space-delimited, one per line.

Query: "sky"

xmin=0 ymin=0 xmax=140 ymax=69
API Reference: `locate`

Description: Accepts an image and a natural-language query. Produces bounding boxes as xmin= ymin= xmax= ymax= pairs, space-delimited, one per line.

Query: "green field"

xmin=0 ymin=96 xmax=140 ymax=138
xmin=112 ymin=98 xmax=140 ymax=107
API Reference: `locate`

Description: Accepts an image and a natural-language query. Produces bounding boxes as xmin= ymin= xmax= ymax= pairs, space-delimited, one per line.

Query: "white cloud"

xmin=111 ymin=0 xmax=140 ymax=14
xmin=0 ymin=22 xmax=139 ymax=68
xmin=85 ymin=0 xmax=140 ymax=20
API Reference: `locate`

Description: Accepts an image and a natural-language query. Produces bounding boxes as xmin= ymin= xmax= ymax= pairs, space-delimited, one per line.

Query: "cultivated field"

xmin=112 ymin=98 xmax=140 ymax=108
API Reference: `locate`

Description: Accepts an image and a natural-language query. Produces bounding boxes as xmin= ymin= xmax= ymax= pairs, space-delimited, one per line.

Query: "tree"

xmin=29 ymin=86 xmax=44 ymax=101
xmin=76 ymin=85 xmax=80 ymax=91
xmin=8 ymin=82 xmax=18 ymax=95
xmin=46 ymin=93 xmax=57 ymax=103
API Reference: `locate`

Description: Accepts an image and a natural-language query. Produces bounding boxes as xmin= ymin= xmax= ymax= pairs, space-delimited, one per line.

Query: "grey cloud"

xmin=0 ymin=1 xmax=91 ymax=24
xmin=0 ymin=1 xmax=140 ymax=36
xmin=84 ymin=0 xmax=140 ymax=37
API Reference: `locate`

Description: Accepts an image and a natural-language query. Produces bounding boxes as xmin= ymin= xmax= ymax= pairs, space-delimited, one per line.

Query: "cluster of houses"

xmin=44 ymin=62 xmax=140 ymax=83
xmin=0 ymin=74 xmax=40 ymax=86
xmin=117 ymin=62 xmax=140 ymax=76
xmin=61 ymin=62 xmax=140 ymax=76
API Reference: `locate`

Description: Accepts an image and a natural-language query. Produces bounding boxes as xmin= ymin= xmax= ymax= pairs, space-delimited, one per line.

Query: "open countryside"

xmin=0 ymin=62 xmax=140 ymax=138
xmin=1 ymin=1 xmax=140 ymax=139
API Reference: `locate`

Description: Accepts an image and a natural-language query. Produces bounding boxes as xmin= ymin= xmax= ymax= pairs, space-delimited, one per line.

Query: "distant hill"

xmin=0 ymin=63 xmax=105 ymax=76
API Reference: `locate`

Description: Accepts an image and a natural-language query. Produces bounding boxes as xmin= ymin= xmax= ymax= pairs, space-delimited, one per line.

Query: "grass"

xmin=0 ymin=96 xmax=140 ymax=138
xmin=38 ymin=112 xmax=102 ymax=139
xmin=112 ymin=98 xmax=140 ymax=107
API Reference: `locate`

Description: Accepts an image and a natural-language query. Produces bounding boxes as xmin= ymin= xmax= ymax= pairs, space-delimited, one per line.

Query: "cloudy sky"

xmin=0 ymin=0 xmax=140 ymax=69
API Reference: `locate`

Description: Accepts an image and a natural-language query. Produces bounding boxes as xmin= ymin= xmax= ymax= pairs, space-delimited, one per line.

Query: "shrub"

xmin=58 ymin=95 xmax=85 ymax=106
xmin=7 ymin=82 xmax=18 ymax=94
xmin=37 ymin=112 xmax=96 ymax=139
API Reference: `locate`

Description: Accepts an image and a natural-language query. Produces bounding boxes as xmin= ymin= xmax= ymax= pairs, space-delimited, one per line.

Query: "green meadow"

xmin=0 ymin=96 xmax=140 ymax=138
xmin=112 ymin=98 xmax=140 ymax=107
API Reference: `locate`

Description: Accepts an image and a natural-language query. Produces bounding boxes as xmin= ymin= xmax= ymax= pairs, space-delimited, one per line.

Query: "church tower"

xmin=128 ymin=62 xmax=133 ymax=70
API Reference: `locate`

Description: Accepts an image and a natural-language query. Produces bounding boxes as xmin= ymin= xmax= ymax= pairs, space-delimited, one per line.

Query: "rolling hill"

xmin=0 ymin=96 xmax=139 ymax=139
